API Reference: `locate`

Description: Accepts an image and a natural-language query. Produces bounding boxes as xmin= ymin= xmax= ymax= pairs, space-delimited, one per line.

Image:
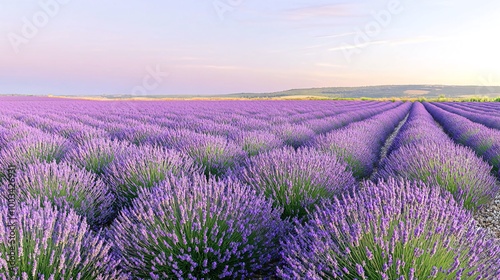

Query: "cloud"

xmin=177 ymin=64 xmax=244 ymax=70
xmin=328 ymin=36 xmax=453 ymax=52
xmin=315 ymin=63 xmax=343 ymax=68
xmin=315 ymin=32 xmax=357 ymax=39
xmin=283 ymin=4 xmax=359 ymax=21
xmin=329 ymin=40 xmax=388 ymax=51
xmin=173 ymin=56 xmax=202 ymax=61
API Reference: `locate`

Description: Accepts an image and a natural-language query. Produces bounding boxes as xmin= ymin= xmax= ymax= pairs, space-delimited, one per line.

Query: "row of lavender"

xmin=377 ymin=102 xmax=499 ymax=210
xmin=424 ymin=102 xmax=500 ymax=176
xmin=279 ymin=102 xmax=500 ymax=279
xmin=0 ymin=99 xmax=499 ymax=278
xmin=434 ymin=102 xmax=500 ymax=130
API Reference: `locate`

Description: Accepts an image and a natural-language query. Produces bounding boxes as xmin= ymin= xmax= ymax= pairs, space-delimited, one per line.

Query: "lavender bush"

xmin=275 ymin=123 xmax=316 ymax=149
xmin=378 ymin=141 xmax=499 ymax=210
xmin=65 ymin=138 xmax=130 ymax=175
xmin=235 ymin=130 xmax=284 ymax=156
xmin=313 ymin=127 xmax=376 ymax=178
xmin=278 ymin=178 xmax=500 ymax=279
xmin=148 ymin=128 xmax=203 ymax=149
xmin=104 ymin=145 xmax=202 ymax=208
xmin=0 ymin=199 xmax=126 ymax=279
xmin=181 ymin=134 xmax=247 ymax=178
xmin=240 ymin=147 xmax=356 ymax=219
xmin=56 ymin=123 xmax=109 ymax=145
xmin=110 ymin=174 xmax=283 ymax=279
xmin=0 ymin=133 xmax=70 ymax=180
xmin=119 ymin=124 xmax=165 ymax=146
xmin=2 ymin=161 xmax=114 ymax=228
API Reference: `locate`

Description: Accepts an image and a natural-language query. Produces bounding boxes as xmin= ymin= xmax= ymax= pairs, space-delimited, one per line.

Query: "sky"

xmin=0 ymin=0 xmax=499 ymax=95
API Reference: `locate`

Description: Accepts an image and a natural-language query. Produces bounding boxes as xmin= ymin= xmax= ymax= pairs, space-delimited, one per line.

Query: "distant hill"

xmin=218 ymin=85 xmax=500 ymax=99
xmin=40 ymin=85 xmax=500 ymax=101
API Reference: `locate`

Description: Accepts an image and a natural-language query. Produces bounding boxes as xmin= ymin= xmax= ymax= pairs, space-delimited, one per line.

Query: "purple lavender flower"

xmin=104 ymin=145 xmax=202 ymax=208
xmin=235 ymin=130 xmax=284 ymax=156
xmin=55 ymin=122 xmax=109 ymax=145
xmin=424 ymin=102 xmax=500 ymax=172
xmin=378 ymin=102 xmax=499 ymax=210
xmin=378 ymin=140 xmax=499 ymax=210
xmin=180 ymin=134 xmax=247 ymax=178
xmin=0 ymin=198 xmax=127 ymax=279
xmin=110 ymin=174 xmax=283 ymax=279
xmin=240 ymin=147 xmax=356 ymax=219
xmin=278 ymin=178 xmax=500 ymax=279
xmin=64 ymin=138 xmax=131 ymax=175
xmin=1 ymin=161 xmax=115 ymax=228
xmin=0 ymin=133 xmax=71 ymax=179
xmin=274 ymin=123 xmax=316 ymax=149
xmin=434 ymin=102 xmax=500 ymax=130
xmin=313 ymin=102 xmax=411 ymax=178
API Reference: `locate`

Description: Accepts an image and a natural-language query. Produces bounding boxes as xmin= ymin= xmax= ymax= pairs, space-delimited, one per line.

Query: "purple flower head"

xmin=110 ymin=173 xmax=283 ymax=279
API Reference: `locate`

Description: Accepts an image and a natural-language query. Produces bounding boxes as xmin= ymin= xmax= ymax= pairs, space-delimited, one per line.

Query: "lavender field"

xmin=0 ymin=98 xmax=499 ymax=279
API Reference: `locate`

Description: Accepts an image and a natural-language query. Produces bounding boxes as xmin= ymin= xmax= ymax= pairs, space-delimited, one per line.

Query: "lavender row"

xmin=448 ymin=102 xmax=500 ymax=117
xmin=312 ymin=102 xmax=412 ymax=178
xmin=376 ymin=102 xmax=499 ymax=210
xmin=424 ymin=102 xmax=500 ymax=175
xmin=449 ymin=102 xmax=500 ymax=115
xmin=433 ymin=102 xmax=500 ymax=130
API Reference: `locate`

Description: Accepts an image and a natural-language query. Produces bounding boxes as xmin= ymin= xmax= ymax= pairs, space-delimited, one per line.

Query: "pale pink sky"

xmin=1 ymin=0 xmax=499 ymax=95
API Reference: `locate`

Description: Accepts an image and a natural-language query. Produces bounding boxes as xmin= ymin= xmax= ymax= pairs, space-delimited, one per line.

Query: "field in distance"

xmin=43 ymin=85 xmax=500 ymax=101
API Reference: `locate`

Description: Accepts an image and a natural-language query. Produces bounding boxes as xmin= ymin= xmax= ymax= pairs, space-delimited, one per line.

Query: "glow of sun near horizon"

xmin=0 ymin=0 xmax=499 ymax=95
